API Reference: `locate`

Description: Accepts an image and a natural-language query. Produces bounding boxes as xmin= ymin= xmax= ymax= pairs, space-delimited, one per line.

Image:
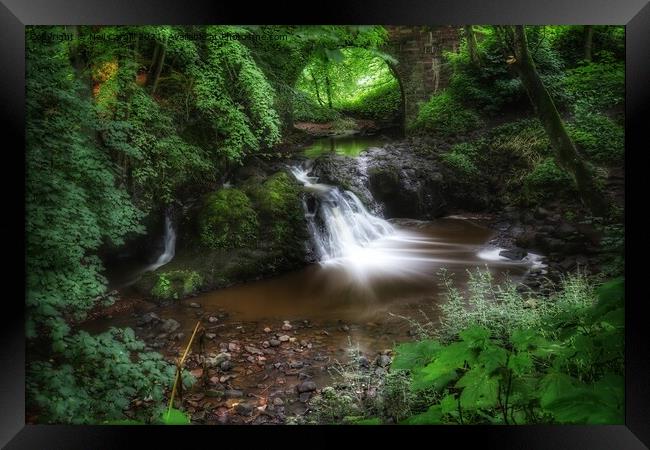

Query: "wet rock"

xmin=160 ymin=318 xmax=180 ymax=334
xmin=205 ymin=353 xmax=230 ymax=368
xmin=376 ymin=355 xmax=391 ymax=368
xmin=273 ymin=397 xmax=284 ymax=406
xmin=297 ymin=381 xmax=317 ymax=393
xmin=358 ymin=356 xmax=370 ymax=368
xmin=235 ymin=402 xmax=254 ymax=416
xmin=262 ymin=341 xmax=270 ymax=348
xmin=206 ymin=333 xmax=217 ymax=340
xmin=281 ymin=321 xmax=293 ymax=331
xmin=220 ymin=360 xmax=233 ymax=371
xmin=269 ymin=339 xmax=281 ymax=347
xmin=189 ymin=302 xmax=201 ymax=308
xmin=278 ymin=335 xmax=290 ymax=342
xmin=499 ymin=248 xmax=528 ymax=260
xmin=263 ymin=327 xmax=272 ymax=333
xmin=228 ymin=342 xmax=240 ymax=352
xmin=208 ymin=316 xmax=219 ymax=323
xmin=137 ymin=312 xmax=160 ymax=326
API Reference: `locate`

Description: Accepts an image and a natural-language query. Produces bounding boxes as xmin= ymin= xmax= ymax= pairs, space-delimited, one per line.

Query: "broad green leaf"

xmin=400 ymin=405 xmax=443 ymax=425
xmin=392 ymin=340 xmax=441 ymax=371
xmin=160 ymin=408 xmax=191 ymax=425
xmin=456 ymin=368 xmax=499 ymax=409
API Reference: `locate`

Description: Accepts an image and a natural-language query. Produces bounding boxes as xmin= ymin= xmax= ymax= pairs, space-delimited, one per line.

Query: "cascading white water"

xmin=290 ymin=165 xmax=395 ymax=264
xmin=145 ymin=212 xmax=176 ymax=272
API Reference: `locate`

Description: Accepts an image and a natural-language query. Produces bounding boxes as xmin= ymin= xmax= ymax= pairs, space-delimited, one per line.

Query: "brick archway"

xmin=383 ymin=26 xmax=461 ymax=129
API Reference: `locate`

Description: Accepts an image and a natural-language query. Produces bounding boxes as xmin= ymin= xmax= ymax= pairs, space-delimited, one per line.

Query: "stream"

xmin=85 ymin=134 xmax=545 ymax=423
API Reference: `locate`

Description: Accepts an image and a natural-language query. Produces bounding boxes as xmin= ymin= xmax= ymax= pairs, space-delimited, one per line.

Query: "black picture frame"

xmin=2 ymin=0 xmax=648 ymax=447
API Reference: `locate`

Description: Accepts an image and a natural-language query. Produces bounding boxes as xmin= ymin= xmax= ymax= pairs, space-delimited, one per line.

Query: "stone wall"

xmin=383 ymin=26 xmax=461 ymax=128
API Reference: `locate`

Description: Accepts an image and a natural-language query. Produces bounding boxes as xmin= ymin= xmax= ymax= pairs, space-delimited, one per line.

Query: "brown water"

xmin=88 ymin=217 xmax=537 ymax=335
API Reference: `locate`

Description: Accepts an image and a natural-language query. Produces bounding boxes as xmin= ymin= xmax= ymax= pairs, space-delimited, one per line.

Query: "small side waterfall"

xmin=145 ymin=212 xmax=176 ymax=272
xmin=290 ymin=165 xmax=394 ymax=263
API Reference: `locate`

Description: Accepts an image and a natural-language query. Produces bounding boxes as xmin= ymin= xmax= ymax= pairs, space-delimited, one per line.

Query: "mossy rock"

xmin=244 ymin=171 xmax=306 ymax=247
xmin=151 ymin=270 xmax=203 ymax=300
xmin=198 ymin=188 xmax=259 ymax=250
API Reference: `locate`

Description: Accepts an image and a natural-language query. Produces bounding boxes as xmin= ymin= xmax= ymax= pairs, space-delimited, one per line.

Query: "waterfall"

xmin=144 ymin=212 xmax=176 ymax=272
xmin=290 ymin=165 xmax=395 ymax=263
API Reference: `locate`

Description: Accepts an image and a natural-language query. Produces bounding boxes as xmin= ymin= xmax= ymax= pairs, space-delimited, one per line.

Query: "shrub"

xmin=292 ymin=90 xmax=341 ymax=123
xmin=523 ymin=157 xmax=575 ymax=201
xmin=410 ymin=90 xmax=483 ymax=136
xmin=563 ymin=62 xmax=624 ymax=112
xmin=198 ymin=188 xmax=258 ymax=249
xmin=392 ymin=275 xmax=624 ymax=425
xmin=567 ymin=103 xmax=624 ymax=164
xmin=441 ymin=143 xmax=480 ymax=178
xmin=26 ymin=327 xmax=191 ymax=424
xmin=151 ymin=270 xmax=203 ymax=300
xmin=341 ymin=80 xmax=402 ymax=121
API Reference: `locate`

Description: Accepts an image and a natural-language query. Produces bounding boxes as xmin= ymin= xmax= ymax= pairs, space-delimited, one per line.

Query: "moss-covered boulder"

xmin=245 ymin=172 xmax=306 ymax=248
xmin=197 ymin=188 xmax=259 ymax=250
xmin=151 ymin=270 xmax=203 ymax=300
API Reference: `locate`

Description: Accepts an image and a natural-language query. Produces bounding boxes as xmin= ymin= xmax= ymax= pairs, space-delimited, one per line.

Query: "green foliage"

xmin=390 ymin=274 xmax=624 ymax=425
xmin=563 ymin=62 xmax=624 ymax=112
xmin=341 ymin=80 xmax=402 ymax=121
xmin=293 ymin=90 xmax=341 ymax=122
xmin=151 ymin=270 xmax=203 ymax=300
xmin=410 ymin=90 xmax=483 ymax=136
xmin=441 ymin=143 xmax=480 ymax=178
xmin=198 ymin=188 xmax=259 ymax=250
xmin=549 ymin=26 xmax=625 ymax=67
xmin=27 ymin=327 xmax=181 ymax=424
xmin=523 ymin=157 xmax=575 ymax=202
xmin=159 ymin=408 xmax=191 ymax=425
xmin=567 ymin=102 xmax=624 ymax=165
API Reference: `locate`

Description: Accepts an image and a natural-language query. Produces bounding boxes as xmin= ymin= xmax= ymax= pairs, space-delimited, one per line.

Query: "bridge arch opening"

xmin=292 ymin=47 xmax=405 ymax=132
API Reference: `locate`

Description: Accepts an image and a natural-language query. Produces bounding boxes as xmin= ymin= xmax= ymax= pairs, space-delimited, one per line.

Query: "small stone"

xmin=206 ymin=333 xmax=217 ymax=340
xmin=289 ymin=337 xmax=297 ymax=343
xmin=205 ymin=389 xmax=224 ymax=398
xmin=281 ymin=321 xmax=293 ymax=331
xmin=228 ymin=342 xmax=239 ymax=352
xmin=137 ymin=312 xmax=160 ymax=326
xmin=340 ymin=324 xmax=350 ymax=332
xmin=263 ymin=327 xmax=272 ymax=333
xmin=189 ymin=302 xmax=201 ymax=308
xmin=209 ymin=376 xmax=220 ymax=385
xmin=289 ymin=360 xmax=304 ymax=369
xmin=245 ymin=345 xmax=263 ymax=355
xmin=279 ymin=335 xmax=290 ymax=342
xmin=299 ymin=392 xmax=311 ymax=403
xmin=262 ymin=341 xmax=270 ymax=348
xmin=190 ymin=368 xmax=203 ymax=378
xmin=273 ymin=397 xmax=284 ymax=406
xmin=220 ymin=360 xmax=233 ymax=371
xmin=208 ymin=316 xmax=219 ymax=323
xmin=160 ymin=318 xmax=180 ymax=334
xmin=205 ymin=352 xmax=230 ymax=368
xmin=300 ymin=340 xmax=309 ymax=347
xmin=269 ymin=339 xmax=281 ymax=347
xmin=358 ymin=356 xmax=370 ymax=368
xmin=297 ymin=381 xmax=317 ymax=393
xmin=225 ymin=389 xmax=243 ymax=398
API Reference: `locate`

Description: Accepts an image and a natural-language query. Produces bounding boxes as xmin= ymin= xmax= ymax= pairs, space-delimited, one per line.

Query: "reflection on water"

xmin=303 ymin=135 xmax=389 ymax=158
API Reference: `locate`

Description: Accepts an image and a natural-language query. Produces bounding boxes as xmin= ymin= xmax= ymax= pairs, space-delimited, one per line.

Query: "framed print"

xmin=1 ymin=0 xmax=648 ymax=447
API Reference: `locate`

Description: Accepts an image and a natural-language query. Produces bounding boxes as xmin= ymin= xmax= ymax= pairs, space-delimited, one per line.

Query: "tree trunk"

xmin=310 ymin=70 xmax=324 ymax=106
xmin=464 ymin=25 xmax=481 ymax=67
xmin=324 ymin=64 xmax=333 ymax=109
xmin=510 ymin=25 xmax=606 ymax=215
xmin=584 ymin=25 xmax=594 ymax=62
xmin=149 ymin=42 xmax=166 ymax=95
